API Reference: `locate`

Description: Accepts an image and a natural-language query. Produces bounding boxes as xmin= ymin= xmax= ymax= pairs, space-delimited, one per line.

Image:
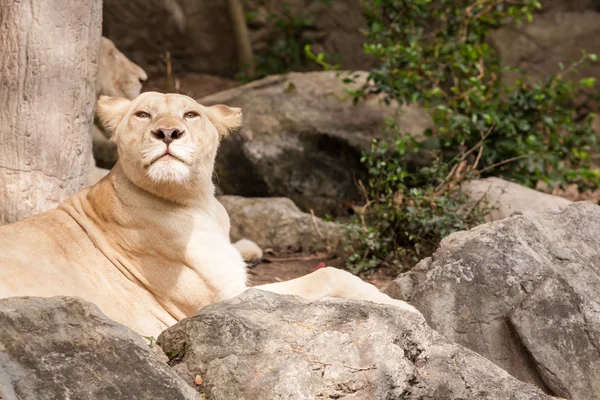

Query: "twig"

xmin=309 ymin=359 xmax=377 ymax=372
xmin=478 ymin=154 xmax=529 ymax=174
xmin=473 ymin=138 xmax=485 ymax=171
xmin=263 ymin=254 xmax=331 ymax=263
xmin=473 ymin=124 xmax=494 ymax=170
xmin=434 ymin=162 xmax=460 ymax=193
xmin=463 ymin=188 xmax=489 ymax=217
xmin=358 ymin=179 xmax=369 ymax=202
xmin=310 ymin=359 xmax=332 ymax=367
xmin=434 ymin=124 xmax=494 ymax=196
xmin=343 ymin=364 xmax=377 ymax=372
xmin=357 ymin=179 xmax=372 ymax=232
xmin=310 ymin=209 xmax=325 ymax=241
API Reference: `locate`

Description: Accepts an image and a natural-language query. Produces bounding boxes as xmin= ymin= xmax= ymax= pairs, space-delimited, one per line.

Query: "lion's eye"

xmin=135 ymin=111 xmax=151 ymax=119
xmin=184 ymin=111 xmax=200 ymax=119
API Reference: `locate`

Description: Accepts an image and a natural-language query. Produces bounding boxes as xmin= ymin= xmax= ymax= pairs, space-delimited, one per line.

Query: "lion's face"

xmin=96 ymin=92 xmax=241 ymax=196
xmin=97 ymin=37 xmax=148 ymax=100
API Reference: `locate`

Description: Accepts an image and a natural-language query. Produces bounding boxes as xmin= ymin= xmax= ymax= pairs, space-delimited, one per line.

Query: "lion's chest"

xmin=144 ymin=217 xmax=247 ymax=320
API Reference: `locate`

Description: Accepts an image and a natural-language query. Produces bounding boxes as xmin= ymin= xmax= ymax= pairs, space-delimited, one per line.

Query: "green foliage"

xmin=242 ymin=1 xmax=336 ymax=80
xmin=345 ymin=137 xmax=488 ymax=273
xmin=345 ymin=0 xmax=600 ymax=274
xmin=305 ymin=44 xmax=340 ymax=71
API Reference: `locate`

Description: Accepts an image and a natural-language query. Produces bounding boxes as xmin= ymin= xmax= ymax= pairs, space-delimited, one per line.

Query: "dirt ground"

xmin=247 ymin=252 xmax=396 ymax=291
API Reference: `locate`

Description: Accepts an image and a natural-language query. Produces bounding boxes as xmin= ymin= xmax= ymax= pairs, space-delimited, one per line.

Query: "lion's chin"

xmin=146 ymin=158 xmax=191 ymax=184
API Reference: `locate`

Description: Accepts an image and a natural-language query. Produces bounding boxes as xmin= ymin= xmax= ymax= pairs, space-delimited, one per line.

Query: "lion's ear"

xmin=204 ymin=104 xmax=242 ymax=139
xmin=96 ymin=96 xmax=131 ymax=139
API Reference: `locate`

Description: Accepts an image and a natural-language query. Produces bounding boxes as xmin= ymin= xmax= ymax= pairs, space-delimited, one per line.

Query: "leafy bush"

xmin=243 ymin=1 xmax=336 ymax=79
xmin=345 ymin=0 xmax=600 ymax=274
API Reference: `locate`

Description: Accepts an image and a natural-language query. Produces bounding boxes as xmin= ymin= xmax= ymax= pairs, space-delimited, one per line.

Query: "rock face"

xmin=158 ymin=289 xmax=551 ymax=400
xmin=102 ymin=0 xmax=371 ymax=77
xmin=0 ymin=297 xmax=200 ymax=400
xmin=219 ymin=195 xmax=343 ymax=252
xmin=461 ymin=177 xmax=572 ymax=221
xmin=386 ymin=202 xmax=600 ymax=400
xmin=204 ymin=71 xmax=432 ymax=215
xmin=491 ymin=5 xmax=600 ymax=109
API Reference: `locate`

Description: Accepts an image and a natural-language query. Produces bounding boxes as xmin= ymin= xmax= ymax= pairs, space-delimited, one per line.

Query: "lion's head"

xmin=97 ymin=37 xmax=148 ymax=100
xmin=96 ymin=92 xmax=241 ymax=200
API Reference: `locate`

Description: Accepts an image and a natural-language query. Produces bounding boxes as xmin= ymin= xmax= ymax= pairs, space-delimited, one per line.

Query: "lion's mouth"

xmin=147 ymin=151 xmax=185 ymax=167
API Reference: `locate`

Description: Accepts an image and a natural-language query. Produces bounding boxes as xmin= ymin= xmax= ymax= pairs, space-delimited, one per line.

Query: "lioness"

xmin=0 ymin=92 xmax=418 ymax=337
xmin=88 ymin=37 xmax=149 ymax=185
xmin=97 ymin=36 xmax=148 ymax=100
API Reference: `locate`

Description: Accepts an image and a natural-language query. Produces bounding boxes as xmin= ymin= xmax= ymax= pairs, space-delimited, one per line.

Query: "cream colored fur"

xmin=97 ymin=37 xmax=148 ymax=101
xmin=90 ymin=44 xmax=262 ymax=264
xmin=88 ymin=37 xmax=148 ymax=185
xmin=0 ymin=93 xmax=419 ymax=337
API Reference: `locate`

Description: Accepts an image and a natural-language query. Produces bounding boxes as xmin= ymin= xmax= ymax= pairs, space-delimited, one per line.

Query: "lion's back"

xmin=0 ymin=209 xmax=110 ymax=298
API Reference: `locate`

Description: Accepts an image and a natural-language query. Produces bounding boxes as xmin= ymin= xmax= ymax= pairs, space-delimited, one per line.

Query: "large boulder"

xmin=0 ymin=297 xmax=200 ymax=400
xmin=204 ymin=71 xmax=432 ymax=215
xmin=158 ymin=289 xmax=552 ymax=400
xmin=219 ymin=195 xmax=343 ymax=252
xmin=386 ymin=201 xmax=600 ymax=400
xmin=461 ymin=177 xmax=572 ymax=221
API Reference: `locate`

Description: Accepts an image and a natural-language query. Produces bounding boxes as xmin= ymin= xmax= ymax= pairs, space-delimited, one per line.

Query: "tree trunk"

xmin=227 ymin=0 xmax=255 ymax=77
xmin=0 ymin=0 xmax=102 ymax=224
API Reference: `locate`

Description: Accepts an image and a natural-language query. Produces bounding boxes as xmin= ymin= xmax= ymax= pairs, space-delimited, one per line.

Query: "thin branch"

xmin=478 ymin=154 xmax=529 ymax=174
xmin=310 ymin=209 xmax=324 ymax=240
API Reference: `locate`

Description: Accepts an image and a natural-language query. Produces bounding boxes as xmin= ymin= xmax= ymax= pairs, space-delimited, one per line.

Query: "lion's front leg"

xmin=254 ymin=266 xmax=420 ymax=314
xmin=232 ymin=239 xmax=263 ymax=266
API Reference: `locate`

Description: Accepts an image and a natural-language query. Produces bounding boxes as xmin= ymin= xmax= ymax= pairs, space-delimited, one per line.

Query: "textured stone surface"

xmin=158 ymin=289 xmax=551 ymax=400
xmin=461 ymin=177 xmax=571 ymax=221
xmin=204 ymin=71 xmax=432 ymax=215
xmin=0 ymin=297 xmax=200 ymax=400
xmin=509 ymin=277 xmax=600 ymax=400
xmin=491 ymin=7 xmax=600 ymax=110
xmin=219 ymin=195 xmax=343 ymax=252
xmin=102 ymin=0 xmax=372 ymax=77
xmin=387 ymin=202 xmax=600 ymax=400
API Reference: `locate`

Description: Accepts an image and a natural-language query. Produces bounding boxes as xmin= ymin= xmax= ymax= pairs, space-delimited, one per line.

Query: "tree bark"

xmin=0 ymin=0 xmax=102 ymax=224
xmin=227 ymin=0 xmax=255 ymax=77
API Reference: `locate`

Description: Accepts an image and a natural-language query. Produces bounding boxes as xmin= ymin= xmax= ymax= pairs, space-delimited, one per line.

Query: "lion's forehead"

xmin=132 ymin=93 xmax=199 ymax=115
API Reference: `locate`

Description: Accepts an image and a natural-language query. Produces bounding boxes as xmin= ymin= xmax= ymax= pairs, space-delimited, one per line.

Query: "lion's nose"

xmin=152 ymin=128 xmax=184 ymax=145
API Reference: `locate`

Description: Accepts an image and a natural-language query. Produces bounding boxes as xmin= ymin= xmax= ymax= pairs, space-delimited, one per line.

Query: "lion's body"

xmin=0 ymin=165 xmax=247 ymax=336
xmin=0 ymin=209 xmax=172 ymax=335
xmin=0 ymin=92 xmax=419 ymax=338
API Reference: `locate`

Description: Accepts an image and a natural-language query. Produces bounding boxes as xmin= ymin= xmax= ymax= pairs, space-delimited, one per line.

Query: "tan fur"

xmin=88 ymin=38 xmax=148 ymax=184
xmin=0 ymin=93 xmax=419 ymax=338
xmin=97 ymin=37 xmax=148 ymax=102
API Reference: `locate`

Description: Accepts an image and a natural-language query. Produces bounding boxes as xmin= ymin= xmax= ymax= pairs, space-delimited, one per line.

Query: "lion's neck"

xmin=118 ymin=161 xmax=216 ymax=206
xmin=61 ymin=164 xmax=237 ymax=322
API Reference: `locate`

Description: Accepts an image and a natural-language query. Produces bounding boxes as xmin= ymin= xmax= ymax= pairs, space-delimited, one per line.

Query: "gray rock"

xmin=219 ymin=195 xmax=343 ymax=252
xmin=387 ymin=201 xmax=600 ymax=400
xmin=0 ymin=296 xmax=200 ymax=400
xmin=509 ymin=277 xmax=600 ymax=400
xmin=204 ymin=71 xmax=432 ymax=215
xmin=158 ymin=289 xmax=552 ymax=400
xmin=102 ymin=0 xmax=372 ymax=77
xmin=491 ymin=7 xmax=600 ymax=109
xmin=460 ymin=177 xmax=571 ymax=221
